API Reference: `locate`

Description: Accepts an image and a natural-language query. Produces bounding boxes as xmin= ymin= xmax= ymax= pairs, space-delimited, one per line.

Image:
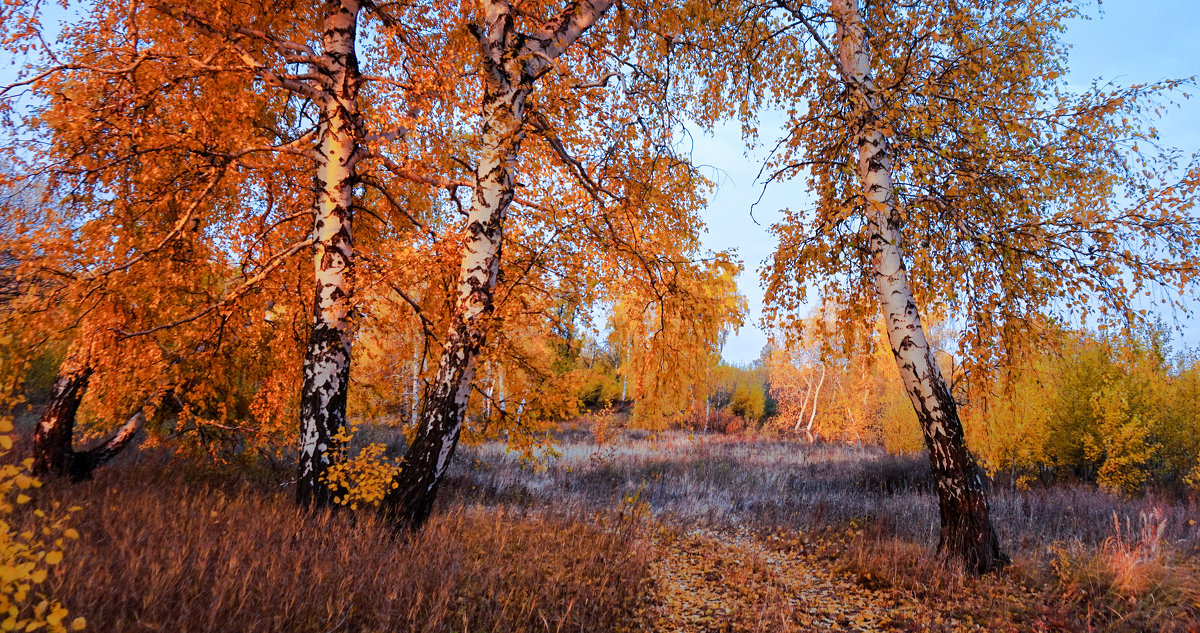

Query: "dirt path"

xmin=644 ymin=526 xmax=983 ymax=632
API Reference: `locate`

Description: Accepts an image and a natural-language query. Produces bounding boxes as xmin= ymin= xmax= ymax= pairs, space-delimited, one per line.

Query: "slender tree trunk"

xmin=484 ymin=366 xmax=493 ymax=419
xmin=793 ymin=373 xmax=813 ymax=435
xmin=381 ymin=0 xmax=615 ymax=530
xmin=621 ymin=340 xmax=630 ymax=401
xmin=410 ymin=343 xmax=421 ymax=428
xmin=382 ymin=80 xmax=523 ymax=528
xmin=804 ymin=364 xmax=825 ymax=442
xmin=831 ymin=0 xmax=1007 ymax=573
xmin=296 ymin=0 xmax=362 ymax=509
xmin=496 ymin=369 xmax=506 ymax=414
xmin=33 ymin=349 xmax=145 ymax=481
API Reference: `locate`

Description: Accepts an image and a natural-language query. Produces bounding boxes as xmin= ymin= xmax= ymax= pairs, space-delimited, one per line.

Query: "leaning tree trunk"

xmin=380 ymin=0 xmax=616 ymax=530
xmin=33 ymin=350 xmax=145 ymax=482
xmin=381 ymin=44 xmax=526 ymax=531
xmin=832 ymin=0 xmax=1007 ymax=573
xmin=295 ymin=0 xmax=362 ymax=508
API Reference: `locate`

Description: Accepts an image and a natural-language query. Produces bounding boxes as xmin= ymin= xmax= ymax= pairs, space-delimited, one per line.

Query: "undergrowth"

xmin=11 ymin=420 xmax=1200 ymax=632
xmin=14 ymin=459 xmax=651 ymax=633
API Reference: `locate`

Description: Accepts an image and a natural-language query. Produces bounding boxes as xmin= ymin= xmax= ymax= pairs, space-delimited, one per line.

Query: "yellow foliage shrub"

xmin=1086 ymin=382 xmax=1157 ymax=495
xmin=322 ymin=428 xmax=399 ymax=510
xmin=0 ymin=416 xmax=83 ymax=632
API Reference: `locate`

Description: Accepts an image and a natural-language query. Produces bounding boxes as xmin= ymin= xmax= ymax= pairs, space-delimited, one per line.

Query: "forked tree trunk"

xmin=33 ymin=351 xmax=145 ymax=481
xmin=295 ymin=0 xmax=362 ymax=508
xmin=381 ymin=0 xmax=615 ymax=530
xmin=793 ymin=375 xmax=813 ymax=435
xmin=831 ymin=0 xmax=1007 ymax=573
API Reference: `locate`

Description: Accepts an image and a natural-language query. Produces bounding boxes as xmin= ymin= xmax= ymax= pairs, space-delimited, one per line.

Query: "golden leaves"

xmin=610 ymin=255 xmax=746 ymax=429
xmin=646 ymin=526 xmax=930 ymax=632
xmin=0 ymin=420 xmax=82 ymax=633
xmin=750 ymin=0 xmax=1200 ymax=380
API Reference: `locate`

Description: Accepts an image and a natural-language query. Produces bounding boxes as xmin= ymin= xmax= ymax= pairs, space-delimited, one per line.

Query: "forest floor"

xmin=644 ymin=524 xmax=932 ymax=631
xmin=638 ymin=521 xmax=1058 ymax=632
xmin=444 ymin=421 xmax=1200 ymax=632
xmin=11 ymin=416 xmax=1200 ymax=632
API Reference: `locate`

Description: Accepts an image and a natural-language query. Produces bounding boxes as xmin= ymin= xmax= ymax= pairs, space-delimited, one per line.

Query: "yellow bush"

xmin=0 ymin=416 xmax=83 ymax=633
xmin=322 ymin=428 xmax=399 ymax=510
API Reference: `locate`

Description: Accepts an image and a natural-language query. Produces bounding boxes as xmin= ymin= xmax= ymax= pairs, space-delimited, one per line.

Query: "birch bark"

xmin=32 ymin=345 xmax=145 ymax=481
xmin=295 ymin=0 xmax=363 ymax=508
xmin=794 ymin=374 xmax=813 ymax=435
xmin=830 ymin=0 xmax=1007 ymax=573
xmin=382 ymin=0 xmax=615 ymax=530
xmin=804 ymin=364 xmax=825 ymax=442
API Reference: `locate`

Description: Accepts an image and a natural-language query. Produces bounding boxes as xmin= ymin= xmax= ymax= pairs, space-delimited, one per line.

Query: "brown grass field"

xmin=13 ymin=418 xmax=1200 ymax=632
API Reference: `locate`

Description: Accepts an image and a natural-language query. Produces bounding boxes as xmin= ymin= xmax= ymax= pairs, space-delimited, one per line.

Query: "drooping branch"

xmin=118 ymin=236 xmax=316 ymax=339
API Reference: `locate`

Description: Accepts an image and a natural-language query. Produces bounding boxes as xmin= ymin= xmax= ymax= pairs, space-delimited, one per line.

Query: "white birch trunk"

xmin=831 ymin=0 xmax=1006 ymax=572
xmin=410 ymin=340 xmax=421 ymax=428
xmin=382 ymin=0 xmax=615 ymax=529
xmin=804 ymin=364 xmax=826 ymax=442
xmin=794 ymin=373 xmax=814 ymax=435
xmin=621 ymin=340 xmax=630 ymax=401
xmin=484 ymin=365 xmax=493 ymax=419
xmin=296 ymin=0 xmax=362 ymax=508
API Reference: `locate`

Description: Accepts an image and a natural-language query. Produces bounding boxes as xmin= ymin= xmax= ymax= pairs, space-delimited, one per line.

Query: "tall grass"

xmin=16 ymin=459 xmax=650 ymax=633
xmin=14 ymin=420 xmax=1200 ymax=632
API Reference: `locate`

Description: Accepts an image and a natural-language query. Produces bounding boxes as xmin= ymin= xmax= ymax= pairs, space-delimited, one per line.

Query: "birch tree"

xmin=1 ymin=0 xmax=449 ymax=503
xmin=150 ymin=0 xmax=372 ymax=506
xmin=824 ymin=0 xmax=1005 ymax=571
xmin=379 ymin=0 xmax=622 ymax=529
xmin=609 ymin=256 xmax=746 ymax=429
xmin=694 ymin=0 xmax=1200 ymax=572
xmin=274 ymin=0 xmax=362 ymax=509
xmin=0 ymin=0 xmax=337 ymax=479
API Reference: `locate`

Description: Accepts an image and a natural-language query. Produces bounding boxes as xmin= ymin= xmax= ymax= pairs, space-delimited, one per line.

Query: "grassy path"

xmin=644 ymin=526 xmax=983 ymax=632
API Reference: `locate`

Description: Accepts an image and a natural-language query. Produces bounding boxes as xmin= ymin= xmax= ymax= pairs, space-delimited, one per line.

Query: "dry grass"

xmin=449 ymin=426 xmax=1200 ymax=547
xmin=444 ymin=422 xmax=1200 ymax=631
xmin=13 ymin=419 xmax=1200 ymax=632
xmin=15 ymin=457 xmax=651 ymax=633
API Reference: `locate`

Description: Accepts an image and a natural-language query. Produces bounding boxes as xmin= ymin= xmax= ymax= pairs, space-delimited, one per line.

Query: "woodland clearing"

xmin=10 ymin=416 xmax=1200 ymax=633
xmin=2 ymin=0 xmax=1198 ymax=631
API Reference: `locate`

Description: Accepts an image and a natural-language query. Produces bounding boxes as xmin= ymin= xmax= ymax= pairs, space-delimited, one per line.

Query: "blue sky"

xmin=5 ymin=1 xmax=1196 ymax=364
xmin=698 ymin=0 xmax=1200 ymax=365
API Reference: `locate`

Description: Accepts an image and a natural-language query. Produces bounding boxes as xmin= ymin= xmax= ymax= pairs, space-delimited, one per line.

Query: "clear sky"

xmin=698 ymin=0 xmax=1200 ymax=365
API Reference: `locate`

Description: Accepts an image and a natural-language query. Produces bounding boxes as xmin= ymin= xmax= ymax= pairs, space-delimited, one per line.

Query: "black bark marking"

xmin=295 ymin=0 xmax=362 ymax=510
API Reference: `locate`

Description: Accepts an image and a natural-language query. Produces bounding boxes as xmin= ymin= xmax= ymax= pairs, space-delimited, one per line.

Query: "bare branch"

xmin=0 ymin=50 xmax=157 ymax=98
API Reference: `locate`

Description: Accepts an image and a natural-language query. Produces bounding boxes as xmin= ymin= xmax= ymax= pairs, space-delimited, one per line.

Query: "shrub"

xmin=0 ymin=416 xmax=83 ymax=633
xmin=729 ymin=383 xmax=765 ymax=423
xmin=28 ymin=460 xmax=651 ymax=633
